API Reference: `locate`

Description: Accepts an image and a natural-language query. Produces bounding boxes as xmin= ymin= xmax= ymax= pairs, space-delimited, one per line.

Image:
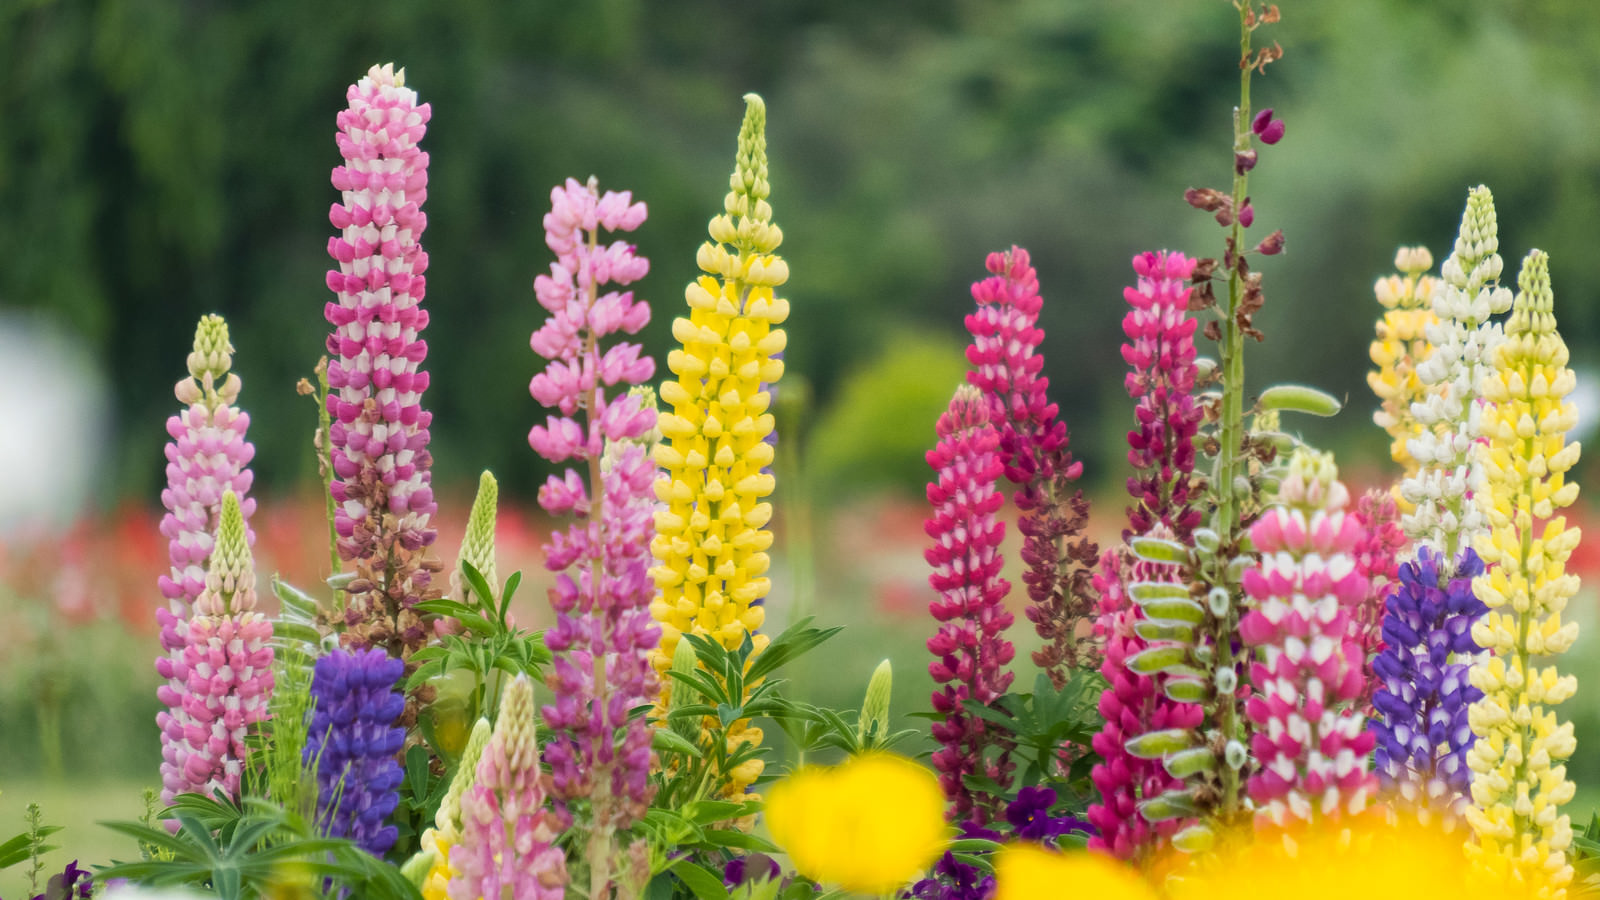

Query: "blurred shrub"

xmin=805 ymin=331 xmax=968 ymax=500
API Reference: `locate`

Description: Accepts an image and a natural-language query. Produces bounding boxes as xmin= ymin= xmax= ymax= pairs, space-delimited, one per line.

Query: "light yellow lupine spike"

xmin=1466 ymin=247 xmax=1579 ymax=897
xmin=1368 ymin=246 xmax=1439 ymax=479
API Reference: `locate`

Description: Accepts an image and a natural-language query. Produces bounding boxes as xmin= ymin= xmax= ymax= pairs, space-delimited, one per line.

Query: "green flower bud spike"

xmin=858 ymin=659 xmax=893 ymax=746
xmin=196 ymin=490 xmax=255 ymax=616
xmin=178 ymin=314 xmax=241 ymax=410
xmin=455 ymin=470 xmax=500 ymax=603
xmin=435 ymin=717 xmax=493 ymax=840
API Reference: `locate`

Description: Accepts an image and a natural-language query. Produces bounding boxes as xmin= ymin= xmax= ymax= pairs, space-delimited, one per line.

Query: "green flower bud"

xmin=857 ymin=659 xmax=893 ymax=746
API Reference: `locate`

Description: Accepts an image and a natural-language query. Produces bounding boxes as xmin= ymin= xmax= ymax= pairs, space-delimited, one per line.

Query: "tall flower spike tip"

xmin=156 ymin=490 xmax=274 ymax=805
xmin=1121 ymin=250 xmax=1203 ymax=541
xmin=450 ymin=675 xmax=568 ymax=900
xmin=527 ymin=176 xmax=660 ymax=832
xmin=650 ymin=94 xmax=787 ymax=799
xmin=157 ymin=314 xmax=256 ymax=647
xmin=1464 ymin=250 xmax=1580 ymax=895
xmin=1369 ymin=246 xmax=1440 ymax=481
xmin=1401 ymin=186 xmax=1512 ymax=559
xmin=924 ymin=383 xmax=1015 ymax=825
xmin=453 ymin=471 xmax=500 ymax=604
xmin=1241 ymin=450 xmax=1377 ymax=828
xmin=305 ymin=647 xmax=406 ymax=856
xmin=323 ymin=63 xmax=441 ymax=657
xmin=964 ymin=246 xmax=1098 ymax=684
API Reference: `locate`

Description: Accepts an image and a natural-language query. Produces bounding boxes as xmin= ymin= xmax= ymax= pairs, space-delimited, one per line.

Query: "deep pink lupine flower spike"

xmin=528 ymin=177 xmax=660 ymax=833
xmin=1120 ymin=251 xmax=1203 ymax=541
xmin=964 ymin=247 xmax=1099 ymax=683
xmin=925 ymin=383 xmax=1015 ymax=826
xmin=323 ymin=63 xmax=440 ymax=656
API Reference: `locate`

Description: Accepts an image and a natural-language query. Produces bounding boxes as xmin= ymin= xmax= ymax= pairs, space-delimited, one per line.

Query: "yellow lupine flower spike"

xmin=1465 ymin=249 xmax=1581 ymax=899
xmin=650 ymin=94 xmax=787 ymax=798
xmin=1368 ymin=245 xmax=1440 ymax=478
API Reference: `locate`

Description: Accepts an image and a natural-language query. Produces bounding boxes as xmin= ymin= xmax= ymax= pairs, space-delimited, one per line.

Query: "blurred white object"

xmin=1571 ymin=366 xmax=1599 ymax=448
xmin=0 ymin=312 xmax=108 ymax=536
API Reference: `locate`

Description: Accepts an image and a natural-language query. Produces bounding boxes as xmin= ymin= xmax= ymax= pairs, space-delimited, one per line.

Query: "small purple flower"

xmin=33 ymin=860 xmax=92 ymax=900
xmin=723 ymin=854 xmax=782 ymax=889
xmin=1002 ymin=786 xmax=1091 ymax=843
xmin=305 ymin=648 xmax=406 ymax=856
xmin=1251 ymin=107 xmax=1285 ymax=144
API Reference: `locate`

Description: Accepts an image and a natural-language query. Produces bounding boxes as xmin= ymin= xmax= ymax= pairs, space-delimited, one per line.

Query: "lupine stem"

xmin=1205 ymin=0 xmax=1256 ymax=822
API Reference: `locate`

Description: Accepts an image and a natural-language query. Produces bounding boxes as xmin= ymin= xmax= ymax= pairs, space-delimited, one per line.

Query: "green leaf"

xmin=947 ymin=838 xmax=1003 ymax=853
xmin=701 ymin=829 xmax=779 ymax=853
xmin=670 ymin=860 xmax=732 ymax=900
xmin=652 ymin=728 xmax=704 ymax=758
xmin=683 ymin=800 xmax=748 ymax=825
xmin=459 ymin=560 xmax=496 ymax=610
xmin=716 ymin=702 xmax=744 ymax=728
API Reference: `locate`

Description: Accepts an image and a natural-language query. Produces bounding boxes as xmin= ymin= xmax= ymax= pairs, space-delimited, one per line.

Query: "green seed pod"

xmin=668 ymin=637 xmax=703 ymax=743
xmin=1138 ymin=789 xmax=1199 ymax=822
xmin=1141 ymin=597 xmax=1207 ymax=624
xmin=1123 ymin=728 xmax=1196 ymax=760
xmin=1125 ymin=645 xmax=1190 ymax=675
xmin=1257 ymin=383 xmax=1341 ymax=417
xmin=1162 ymin=747 xmax=1217 ymax=779
xmin=1130 ymin=536 xmax=1190 ymax=566
xmin=1133 ymin=621 xmax=1196 ymax=644
xmin=1171 ymin=823 xmax=1216 ymax=854
xmin=1129 ymin=581 xmax=1191 ymax=603
xmin=1192 ymin=528 xmax=1221 ymax=555
xmin=1163 ymin=678 xmax=1209 ymax=704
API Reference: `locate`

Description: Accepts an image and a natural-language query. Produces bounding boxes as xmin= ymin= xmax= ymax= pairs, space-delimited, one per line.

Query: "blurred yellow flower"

xmin=994 ymin=844 xmax=1156 ymax=900
xmin=765 ymin=753 xmax=947 ymax=894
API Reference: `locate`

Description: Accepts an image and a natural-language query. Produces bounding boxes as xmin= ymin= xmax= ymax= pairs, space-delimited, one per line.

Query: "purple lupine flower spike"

xmin=528 ymin=177 xmax=660 ymax=832
xmin=323 ymin=63 xmax=440 ymax=656
xmin=305 ymin=648 xmax=406 ymax=856
xmin=1369 ymin=546 xmax=1486 ymax=823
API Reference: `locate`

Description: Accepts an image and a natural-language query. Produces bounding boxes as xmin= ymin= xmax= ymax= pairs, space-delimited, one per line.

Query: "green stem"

xmin=1206 ymin=0 xmax=1256 ymax=823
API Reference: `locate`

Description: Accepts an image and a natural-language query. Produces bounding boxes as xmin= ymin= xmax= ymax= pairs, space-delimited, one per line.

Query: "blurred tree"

xmin=2 ymin=0 xmax=1598 ymax=511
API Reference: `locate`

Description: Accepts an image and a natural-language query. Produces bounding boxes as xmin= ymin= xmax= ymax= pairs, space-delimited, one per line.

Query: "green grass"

xmin=0 ymin=779 xmax=149 ymax=899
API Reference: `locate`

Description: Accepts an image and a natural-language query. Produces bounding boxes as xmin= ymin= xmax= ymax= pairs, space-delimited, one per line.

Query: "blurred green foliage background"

xmin=5 ymin=0 xmax=1600 ymax=507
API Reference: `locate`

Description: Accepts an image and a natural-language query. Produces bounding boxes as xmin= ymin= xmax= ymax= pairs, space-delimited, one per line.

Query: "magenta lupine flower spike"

xmin=1240 ymin=450 xmax=1377 ymax=827
xmin=155 ymin=315 xmax=256 ymax=806
xmin=323 ymin=63 xmax=440 ymax=655
xmin=527 ymin=177 xmax=660 ymax=833
xmin=925 ymin=383 xmax=1015 ymax=825
xmin=1087 ymin=540 xmax=1205 ymax=862
xmin=156 ymin=491 xmax=274 ymax=805
xmin=1349 ymin=489 xmax=1405 ymax=718
xmin=964 ymin=247 xmax=1099 ymax=683
xmin=450 ymin=674 xmax=569 ymax=900
xmin=1120 ymin=251 xmax=1203 ymax=541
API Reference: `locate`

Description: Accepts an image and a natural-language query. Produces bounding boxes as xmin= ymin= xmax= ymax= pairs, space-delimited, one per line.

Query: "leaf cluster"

xmin=98 ymin=793 xmax=422 ymax=900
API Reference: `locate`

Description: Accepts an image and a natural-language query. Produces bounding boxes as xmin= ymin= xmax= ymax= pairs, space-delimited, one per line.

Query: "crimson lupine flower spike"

xmin=925 ymin=383 xmax=1016 ymax=825
xmin=1241 ymin=450 xmax=1377 ymax=828
xmin=1349 ymin=490 xmax=1405 ymax=717
xmin=156 ymin=315 xmax=256 ymax=806
xmin=1087 ymin=541 xmax=1204 ymax=862
xmin=528 ymin=178 xmax=660 ymax=831
xmin=964 ymin=246 xmax=1099 ymax=683
xmin=323 ymin=63 xmax=440 ymax=656
xmin=1120 ymin=251 xmax=1203 ymax=541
